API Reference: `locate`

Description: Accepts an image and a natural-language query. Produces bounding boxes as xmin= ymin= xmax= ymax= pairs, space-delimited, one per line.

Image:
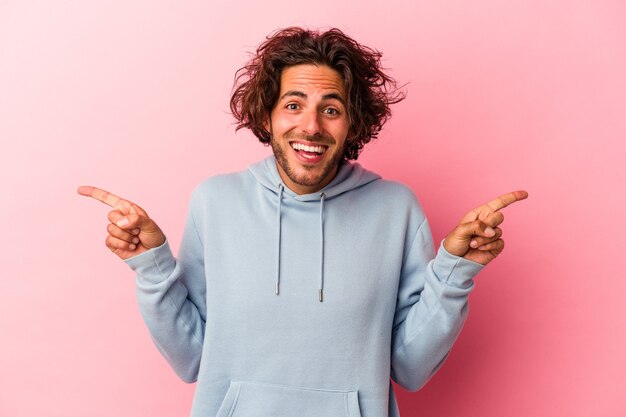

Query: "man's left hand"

xmin=443 ymin=190 xmax=528 ymax=265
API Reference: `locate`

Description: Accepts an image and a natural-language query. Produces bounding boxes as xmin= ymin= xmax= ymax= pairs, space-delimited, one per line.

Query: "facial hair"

xmin=270 ymin=132 xmax=345 ymax=191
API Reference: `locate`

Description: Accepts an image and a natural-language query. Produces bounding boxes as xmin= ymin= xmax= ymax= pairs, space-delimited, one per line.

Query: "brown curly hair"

xmin=230 ymin=27 xmax=405 ymax=160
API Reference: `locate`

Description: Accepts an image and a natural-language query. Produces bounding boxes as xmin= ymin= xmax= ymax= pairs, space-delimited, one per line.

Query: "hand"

xmin=443 ymin=190 xmax=528 ymax=265
xmin=77 ymin=186 xmax=166 ymax=260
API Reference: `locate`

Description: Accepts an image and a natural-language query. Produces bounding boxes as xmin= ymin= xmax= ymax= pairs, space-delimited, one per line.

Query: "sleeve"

xmin=124 ymin=193 xmax=207 ymax=383
xmin=390 ymin=218 xmax=484 ymax=391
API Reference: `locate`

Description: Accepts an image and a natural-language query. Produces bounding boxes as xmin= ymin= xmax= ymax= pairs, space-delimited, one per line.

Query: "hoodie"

xmin=126 ymin=156 xmax=483 ymax=417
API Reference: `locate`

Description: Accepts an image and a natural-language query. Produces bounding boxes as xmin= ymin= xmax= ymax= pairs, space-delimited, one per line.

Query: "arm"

xmin=77 ymin=186 xmax=206 ymax=382
xmin=126 ymin=205 xmax=206 ymax=382
xmin=391 ymin=191 xmax=528 ymax=390
xmin=390 ymin=219 xmax=481 ymax=391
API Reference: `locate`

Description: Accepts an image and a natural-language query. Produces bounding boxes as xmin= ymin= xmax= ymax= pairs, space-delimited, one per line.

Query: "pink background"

xmin=1 ymin=1 xmax=624 ymax=416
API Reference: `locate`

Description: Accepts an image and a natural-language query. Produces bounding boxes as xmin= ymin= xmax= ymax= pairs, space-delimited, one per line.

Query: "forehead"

xmin=279 ymin=64 xmax=345 ymax=96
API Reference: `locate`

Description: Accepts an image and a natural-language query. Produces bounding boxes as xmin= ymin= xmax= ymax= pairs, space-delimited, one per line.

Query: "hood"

xmin=248 ymin=155 xmax=381 ymax=201
xmin=247 ymin=156 xmax=381 ymax=302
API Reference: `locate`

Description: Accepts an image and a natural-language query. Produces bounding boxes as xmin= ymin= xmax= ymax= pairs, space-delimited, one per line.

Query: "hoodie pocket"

xmin=215 ymin=380 xmax=362 ymax=417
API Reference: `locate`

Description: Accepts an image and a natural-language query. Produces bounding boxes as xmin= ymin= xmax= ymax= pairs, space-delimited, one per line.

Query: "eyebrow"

xmin=280 ymin=90 xmax=346 ymax=105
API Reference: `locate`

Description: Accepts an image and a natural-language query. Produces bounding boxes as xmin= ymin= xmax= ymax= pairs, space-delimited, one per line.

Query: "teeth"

xmin=291 ymin=142 xmax=326 ymax=154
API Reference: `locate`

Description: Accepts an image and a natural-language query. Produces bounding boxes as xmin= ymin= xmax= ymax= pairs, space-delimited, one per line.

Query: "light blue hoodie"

xmin=126 ymin=156 xmax=483 ymax=417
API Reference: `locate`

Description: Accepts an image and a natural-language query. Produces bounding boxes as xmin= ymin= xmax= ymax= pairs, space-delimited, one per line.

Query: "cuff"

xmin=124 ymin=239 xmax=176 ymax=283
xmin=432 ymin=240 xmax=484 ymax=289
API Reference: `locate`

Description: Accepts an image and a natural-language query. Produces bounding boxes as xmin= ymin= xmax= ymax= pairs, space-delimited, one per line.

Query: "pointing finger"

xmin=78 ymin=185 xmax=142 ymax=214
xmin=77 ymin=186 xmax=124 ymax=207
xmin=485 ymin=190 xmax=529 ymax=212
xmin=462 ymin=190 xmax=528 ymax=223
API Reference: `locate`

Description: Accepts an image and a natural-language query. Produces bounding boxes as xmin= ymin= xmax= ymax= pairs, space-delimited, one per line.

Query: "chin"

xmin=288 ymin=165 xmax=331 ymax=187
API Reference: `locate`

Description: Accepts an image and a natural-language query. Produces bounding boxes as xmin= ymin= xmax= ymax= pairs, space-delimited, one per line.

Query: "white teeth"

xmin=291 ymin=142 xmax=326 ymax=154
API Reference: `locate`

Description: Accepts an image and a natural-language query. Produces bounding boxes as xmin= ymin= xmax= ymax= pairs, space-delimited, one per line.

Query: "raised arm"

xmin=391 ymin=190 xmax=528 ymax=390
xmin=78 ymin=185 xmax=204 ymax=382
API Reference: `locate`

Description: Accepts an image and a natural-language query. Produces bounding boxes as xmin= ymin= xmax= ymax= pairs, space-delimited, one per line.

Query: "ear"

xmin=347 ymin=127 xmax=356 ymax=143
xmin=263 ymin=117 xmax=272 ymax=138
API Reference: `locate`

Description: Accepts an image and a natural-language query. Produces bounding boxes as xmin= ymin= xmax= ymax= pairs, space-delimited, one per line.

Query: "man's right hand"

xmin=77 ymin=186 xmax=166 ymax=260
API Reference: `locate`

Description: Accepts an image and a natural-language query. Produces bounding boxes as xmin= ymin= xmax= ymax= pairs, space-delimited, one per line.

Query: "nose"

xmin=301 ymin=108 xmax=321 ymax=137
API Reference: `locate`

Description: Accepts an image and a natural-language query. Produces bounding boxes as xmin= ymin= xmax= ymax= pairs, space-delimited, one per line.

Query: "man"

xmin=79 ymin=27 xmax=526 ymax=417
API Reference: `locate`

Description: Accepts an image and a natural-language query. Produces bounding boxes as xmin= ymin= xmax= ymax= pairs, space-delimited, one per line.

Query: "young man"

xmin=79 ymin=28 xmax=527 ymax=417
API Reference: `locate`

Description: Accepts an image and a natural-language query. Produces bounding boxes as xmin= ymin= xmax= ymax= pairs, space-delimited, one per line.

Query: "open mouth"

xmin=290 ymin=142 xmax=328 ymax=160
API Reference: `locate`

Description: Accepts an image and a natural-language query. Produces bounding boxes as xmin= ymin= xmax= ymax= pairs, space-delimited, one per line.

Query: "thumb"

xmin=450 ymin=220 xmax=496 ymax=241
xmin=108 ymin=210 xmax=165 ymax=249
xmin=107 ymin=210 xmax=155 ymax=231
xmin=461 ymin=220 xmax=496 ymax=239
xmin=114 ymin=213 xmax=156 ymax=231
xmin=444 ymin=220 xmax=496 ymax=256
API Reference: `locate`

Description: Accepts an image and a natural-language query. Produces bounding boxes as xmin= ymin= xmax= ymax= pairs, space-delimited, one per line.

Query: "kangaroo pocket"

xmin=215 ymin=380 xmax=362 ymax=417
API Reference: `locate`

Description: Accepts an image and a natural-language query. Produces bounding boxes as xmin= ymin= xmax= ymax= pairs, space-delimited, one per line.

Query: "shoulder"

xmin=344 ymin=163 xmax=417 ymax=202
xmin=195 ymin=169 xmax=251 ymax=193
xmin=370 ymin=178 xmax=418 ymax=200
xmin=363 ymin=178 xmax=424 ymax=211
xmin=343 ymin=174 xmax=428 ymax=231
xmin=188 ymin=169 xmax=256 ymax=209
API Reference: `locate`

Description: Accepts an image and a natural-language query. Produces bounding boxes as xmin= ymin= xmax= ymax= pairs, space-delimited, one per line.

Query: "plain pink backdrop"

xmin=1 ymin=1 xmax=624 ymax=416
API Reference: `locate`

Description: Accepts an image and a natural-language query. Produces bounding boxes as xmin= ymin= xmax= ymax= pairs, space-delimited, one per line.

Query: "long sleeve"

xmin=124 ymin=199 xmax=207 ymax=383
xmin=390 ymin=219 xmax=483 ymax=391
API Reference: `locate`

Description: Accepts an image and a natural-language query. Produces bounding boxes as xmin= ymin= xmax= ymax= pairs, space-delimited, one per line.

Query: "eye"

xmin=323 ymin=107 xmax=340 ymax=116
xmin=286 ymin=103 xmax=300 ymax=110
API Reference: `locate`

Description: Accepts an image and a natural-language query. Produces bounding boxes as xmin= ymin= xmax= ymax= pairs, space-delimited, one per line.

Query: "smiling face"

xmin=266 ymin=64 xmax=350 ymax=195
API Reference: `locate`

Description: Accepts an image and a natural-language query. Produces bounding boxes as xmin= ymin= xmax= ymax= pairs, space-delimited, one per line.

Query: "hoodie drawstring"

xmin=319 ymin=193 xmax=326 ymax=302
xmin=275 ymin=184 xmax=284 ymax=296
xmin=275 ymin=185 xmax=326 ymax=302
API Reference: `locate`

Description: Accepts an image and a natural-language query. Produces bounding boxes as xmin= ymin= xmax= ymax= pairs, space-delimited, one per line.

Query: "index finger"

xmin=485 ymin=190 xmax=529 ymax=212
xmin=77 ymin=185 xmax=126 ymax=208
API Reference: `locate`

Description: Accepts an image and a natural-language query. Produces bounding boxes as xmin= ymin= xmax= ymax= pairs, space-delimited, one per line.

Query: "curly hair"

xmin=230 ymin=27 xmax=405 ymax=160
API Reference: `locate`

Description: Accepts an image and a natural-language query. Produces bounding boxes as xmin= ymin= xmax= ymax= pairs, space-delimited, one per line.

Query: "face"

xmin=266 ymin=64 xmax=350 ymax=195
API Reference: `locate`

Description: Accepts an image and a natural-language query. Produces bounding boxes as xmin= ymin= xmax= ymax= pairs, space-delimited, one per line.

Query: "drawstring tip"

xmin=319 ymin=289 xmax=323 ymax=302
xmin=275 ymin=282 xmax=280 ymax=296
